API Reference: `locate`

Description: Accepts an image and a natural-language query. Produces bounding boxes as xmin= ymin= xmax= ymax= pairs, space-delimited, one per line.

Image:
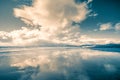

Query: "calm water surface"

xmin=0 ymin=47 xmax=120 ymax=80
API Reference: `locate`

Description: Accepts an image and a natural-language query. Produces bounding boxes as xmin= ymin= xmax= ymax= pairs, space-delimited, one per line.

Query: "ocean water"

xmin=0 ymin=47 xmax=120 ymax=80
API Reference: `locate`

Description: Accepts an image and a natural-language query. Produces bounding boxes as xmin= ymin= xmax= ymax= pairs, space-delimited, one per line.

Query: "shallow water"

xmin=0 ymin=47 xmax=120 ymax=80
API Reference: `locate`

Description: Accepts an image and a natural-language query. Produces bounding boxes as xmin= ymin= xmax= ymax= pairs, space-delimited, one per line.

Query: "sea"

xmin=0 ymin=47 xmax=120 ymax=80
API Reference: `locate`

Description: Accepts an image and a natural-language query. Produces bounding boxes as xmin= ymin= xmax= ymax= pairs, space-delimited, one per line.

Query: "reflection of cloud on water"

xmin=10 ymin=49 xmax=118 ymax=68
xmin=104 ymin=64 xmax=117 ymax=73
xmin=3 ymin=48 xmax=120 ymax=80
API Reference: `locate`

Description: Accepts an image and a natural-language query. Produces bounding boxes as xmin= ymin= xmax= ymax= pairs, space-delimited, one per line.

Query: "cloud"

xmin=88 ymin=0 xmax=93 ymax=3
xmin=14 ymin=0 xmax=90 ymax=27
xmin=115 ymin=23 xmax=120 ymax=31
xmin=0 ymin=0 xmax=94 ymax=46
xmin=0 ymin=27 xmax=68 ymax=46
xmin=98 ymin=22 xmax=120 ymax=31
xmin=89 ymin=13 xmax=98 ymax=17
xmin=0 ymin=27 xmax=120 ymax=46
xmin=99 ymin=23 xmax=112 ymax=31
xmin=0 ymin=0 xmax=119 ymax=46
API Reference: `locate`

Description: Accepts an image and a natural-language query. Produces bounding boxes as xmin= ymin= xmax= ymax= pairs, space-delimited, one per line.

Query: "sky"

xmin=0 ymin=0 xmax=120 ymax=46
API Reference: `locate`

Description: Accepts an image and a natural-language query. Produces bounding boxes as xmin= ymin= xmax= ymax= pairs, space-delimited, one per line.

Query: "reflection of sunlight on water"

xmin=0 ymin=48 xmax=120 ymax=80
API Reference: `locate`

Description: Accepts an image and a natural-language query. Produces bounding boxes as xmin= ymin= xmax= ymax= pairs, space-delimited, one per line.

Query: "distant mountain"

xmin=90 ymin=43 xmax=120 ymax=52
xmin=92 ymin=43 xmax=120 ymax=48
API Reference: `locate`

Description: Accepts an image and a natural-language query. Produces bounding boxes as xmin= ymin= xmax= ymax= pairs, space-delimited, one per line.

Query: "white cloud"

xmin=88 ymin=0 xmax=93 ymax=3
xmin=98 ymin=22 xmax=120 ymax=31
xmin=0 ymin=27 xmax=120 ymax=46
xmin=89 ymin=13 xmax=98 ymax=17
xmin=16 ymin=0 xmax=92 ymax=38
xmin=94 ymin=29 xmax=98 ymax=31
xmin=14 ymin=0 xmax=90 ymax=28
xmin=0 ymin=27 xmax=60 ymax=46
xmin=115 ymin=23 xmax=120 ymax=31
xmin=0 ymin=0 xmax=93 ymax=46
xmin=99 ymin=23 xmax=112 ymax=31
xmin=0 ymin=0 xmax=119 ymax=46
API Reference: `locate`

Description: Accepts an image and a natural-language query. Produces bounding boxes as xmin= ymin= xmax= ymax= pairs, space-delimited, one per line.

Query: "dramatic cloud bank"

xmin=0 ymin=0 xmax=90 ymax=46
xmin=0 ymin=0 xmax=119 ymax=46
